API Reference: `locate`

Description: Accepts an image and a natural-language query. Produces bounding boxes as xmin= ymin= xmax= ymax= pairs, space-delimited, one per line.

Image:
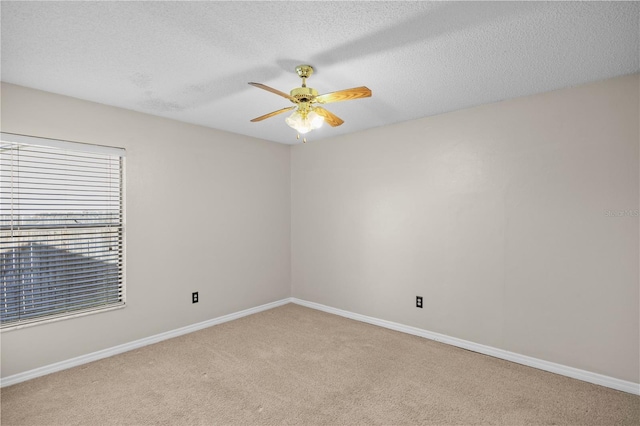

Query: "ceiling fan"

xmin=249 ymin=65 xmax=371 ymax=142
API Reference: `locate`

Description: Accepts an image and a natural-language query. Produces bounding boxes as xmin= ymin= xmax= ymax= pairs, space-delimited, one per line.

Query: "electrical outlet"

xmin=416 ymin=296 xmax=423 ymax=308
xmin=192 ymin=292 xmax=199 ymax=303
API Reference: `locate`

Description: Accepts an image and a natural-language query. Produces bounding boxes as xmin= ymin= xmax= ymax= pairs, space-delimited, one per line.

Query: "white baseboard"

xmin=0 ymin=298 xmax=291 ymax=388
xmin=4 ymin=296 xmax=638 ymax=396
xmin=291 ymin=297 xmax=640 ymax=396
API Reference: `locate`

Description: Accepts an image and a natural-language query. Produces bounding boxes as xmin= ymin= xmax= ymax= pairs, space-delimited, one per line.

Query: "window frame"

xmin=0 ymin=132 xmax=126 ymax=331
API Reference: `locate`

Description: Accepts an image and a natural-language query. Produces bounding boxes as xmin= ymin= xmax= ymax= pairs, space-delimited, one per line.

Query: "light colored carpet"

xmin=1 ymin=303 xmax=638 ymax=425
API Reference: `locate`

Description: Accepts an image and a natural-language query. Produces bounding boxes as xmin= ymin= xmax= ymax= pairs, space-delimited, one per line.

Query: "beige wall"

xmin=291 ymin=74 xmax=639 ymax=383
xmin=2 ymin=75 xmax=638 ymax=384
xmin=1 ymin=83 xmax=291 ymax=377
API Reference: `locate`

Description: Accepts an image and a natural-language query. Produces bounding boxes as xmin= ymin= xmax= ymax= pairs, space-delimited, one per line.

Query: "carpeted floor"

xmin=1 ymin=303 xmax=638 ymax=425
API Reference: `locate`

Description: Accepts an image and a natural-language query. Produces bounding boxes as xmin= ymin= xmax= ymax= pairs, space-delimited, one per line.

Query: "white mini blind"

xmin=0 ymin=133 xmax=125 ymax=328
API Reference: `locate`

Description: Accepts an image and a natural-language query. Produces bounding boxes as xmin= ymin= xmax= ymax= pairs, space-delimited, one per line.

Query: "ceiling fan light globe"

xmin=308 ymin=111 xmax=324 ymax=129
xmin=285 ymin=111 xmax=302 ymax=129
xmin=286 ymin=110 xmax=318 ymax=134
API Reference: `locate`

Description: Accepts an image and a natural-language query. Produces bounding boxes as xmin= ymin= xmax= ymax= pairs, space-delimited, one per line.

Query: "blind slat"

xmin=1 ymin=280 xmax=124 ymax=300
xmin=1 ymin=299 xmax=123 ymax=321
xmin=1 ymin=233 xmax=122 ymax=246
xmin=2 ymin=275 xmax=124 ymax=297
xmin=1 ymin=261 xmax=122 ymax=275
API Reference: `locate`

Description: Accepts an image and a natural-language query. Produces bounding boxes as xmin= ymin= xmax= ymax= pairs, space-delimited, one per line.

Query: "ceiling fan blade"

xmin=314 ymin=107 xmax=344 ymax=127
xmin=248 ymin=82 xmax=298 ymax=103
xmin=314 ymin=86 xmax=371 ymax=104
xmin=250 ymin=106 xmax=297 ymax=122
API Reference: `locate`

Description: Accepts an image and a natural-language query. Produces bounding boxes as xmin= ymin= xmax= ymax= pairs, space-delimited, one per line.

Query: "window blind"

xmin=0 ymin=133 xmax=125 ymax=328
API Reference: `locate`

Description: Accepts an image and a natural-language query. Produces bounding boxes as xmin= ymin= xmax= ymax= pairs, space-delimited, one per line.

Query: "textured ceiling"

xmin=1 ymin=1 xmax=638 ymax=145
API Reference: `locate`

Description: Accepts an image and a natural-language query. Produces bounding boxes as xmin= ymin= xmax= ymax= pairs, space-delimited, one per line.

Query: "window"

xmin=0 ymin=133 xmax=125 ymax=329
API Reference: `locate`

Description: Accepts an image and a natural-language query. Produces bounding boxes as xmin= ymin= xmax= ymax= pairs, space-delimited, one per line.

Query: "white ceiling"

xmin=1 ymin=1 xmax=638 ymax=145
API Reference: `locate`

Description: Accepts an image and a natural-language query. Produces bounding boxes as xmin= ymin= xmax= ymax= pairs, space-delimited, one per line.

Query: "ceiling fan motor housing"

xmin=290 ymin=87 xmax=318 ymax=103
